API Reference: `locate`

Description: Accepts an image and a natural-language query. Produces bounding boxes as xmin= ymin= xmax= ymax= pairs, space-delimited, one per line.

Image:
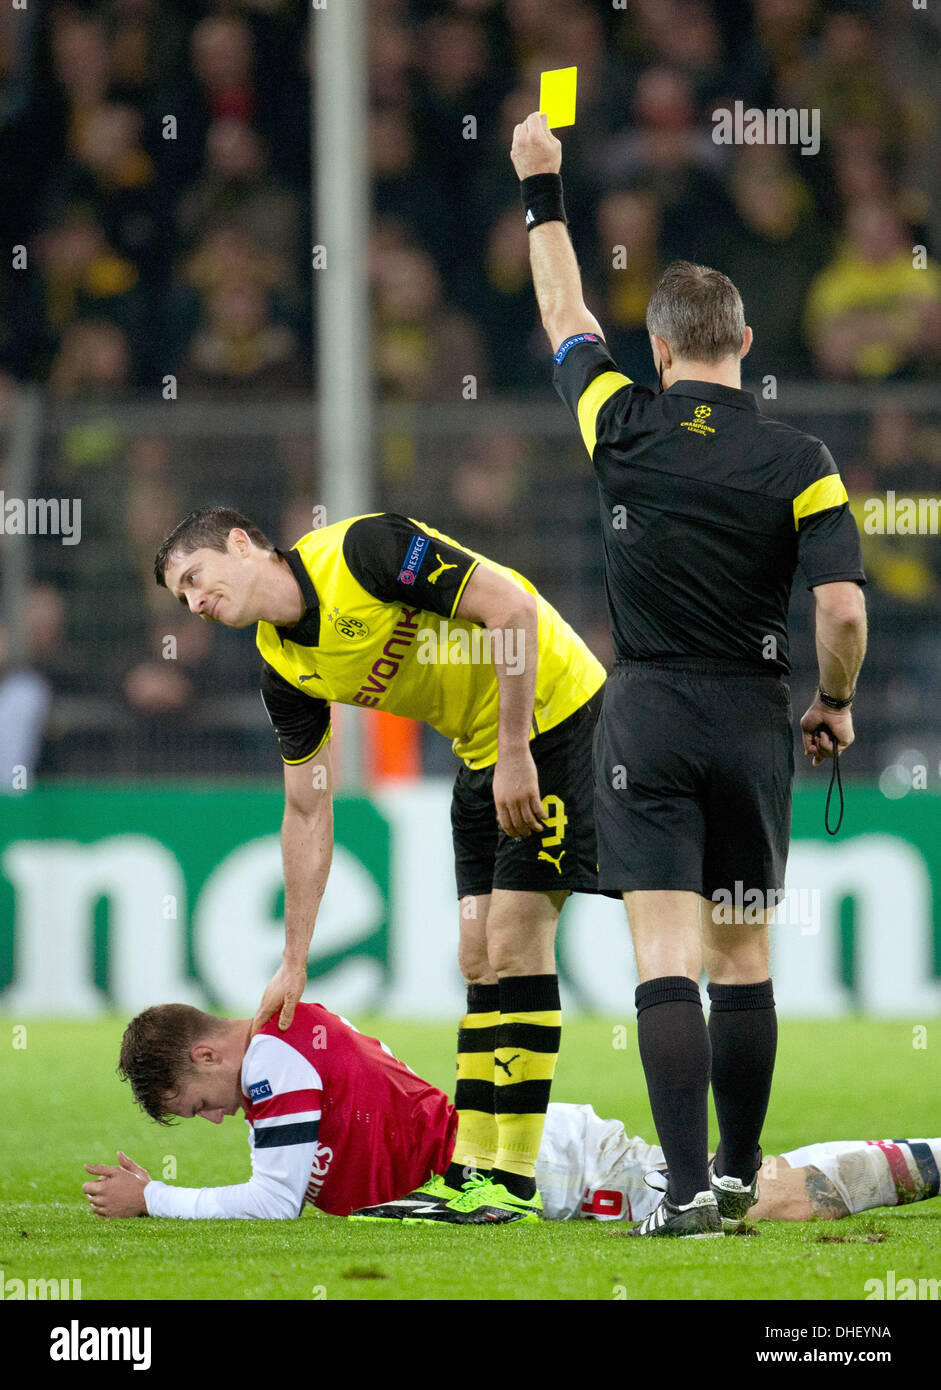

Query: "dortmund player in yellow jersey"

xmin=155 ymin=507 xmax=606 ymax=1224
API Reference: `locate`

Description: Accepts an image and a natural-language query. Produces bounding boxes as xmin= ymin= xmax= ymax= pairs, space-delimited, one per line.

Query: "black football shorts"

xmin=452 ymin=689 xmax=604 ymax=899
xmin=593 ymin=659 xmax=794 ymax=899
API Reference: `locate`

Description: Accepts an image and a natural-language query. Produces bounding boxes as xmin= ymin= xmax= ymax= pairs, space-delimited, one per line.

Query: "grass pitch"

xmin=1 ymin=1016 xmax=939 ymax=1302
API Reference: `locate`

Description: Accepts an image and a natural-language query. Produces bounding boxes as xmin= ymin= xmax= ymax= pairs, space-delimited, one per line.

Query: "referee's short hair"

xmin=646 ymin=260 xmax=746 ymax=363
xmin=154 ymin=506 xmax=274 ymax=587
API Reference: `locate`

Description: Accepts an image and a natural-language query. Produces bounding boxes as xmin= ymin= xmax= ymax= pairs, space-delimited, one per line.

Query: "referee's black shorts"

xmin=593 ymin=659 xmax=794 ymax=899
xmin=451 ymin=688 xmax=604 ymax=900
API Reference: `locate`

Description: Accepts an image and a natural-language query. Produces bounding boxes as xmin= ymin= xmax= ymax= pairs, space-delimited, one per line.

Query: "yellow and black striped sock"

xmin=446 ymin=983 xmax=499 ymax=1189
xmin=493 ymin=974 xmax=562 ymax=1201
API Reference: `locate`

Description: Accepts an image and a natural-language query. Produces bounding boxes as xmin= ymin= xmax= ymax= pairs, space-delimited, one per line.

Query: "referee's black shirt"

xmin=553 ymin=335 xmax=865 ymax=674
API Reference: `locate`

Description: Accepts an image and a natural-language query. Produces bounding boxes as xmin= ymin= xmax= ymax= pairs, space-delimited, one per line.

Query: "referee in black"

xmin=511 ymin=114 xmax=868 ymax=1236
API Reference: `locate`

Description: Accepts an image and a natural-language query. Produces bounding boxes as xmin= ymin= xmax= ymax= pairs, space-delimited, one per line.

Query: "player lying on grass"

xmin=83 ymin=1003 xmax=941 ymax=1232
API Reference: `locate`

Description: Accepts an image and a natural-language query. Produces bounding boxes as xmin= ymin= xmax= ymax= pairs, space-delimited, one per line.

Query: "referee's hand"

xmin=510 ymin=112 xmax=562 ymax=180
xmin=800 ymin=701 xmax=854 ymax=766
xmin=493 ymin=745 xmax=546 ymax=838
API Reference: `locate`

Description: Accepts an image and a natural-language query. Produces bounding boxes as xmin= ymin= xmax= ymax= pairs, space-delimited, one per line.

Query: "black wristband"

xmin=521 ymin=173 xmax=567 ymax=231
xmin=818 ymin=687 xmax=855 ymax=710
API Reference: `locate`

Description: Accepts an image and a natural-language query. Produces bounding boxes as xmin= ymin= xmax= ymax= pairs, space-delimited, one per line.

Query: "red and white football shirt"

xmin=144 ymin=1003 xmax=457 ymax=1219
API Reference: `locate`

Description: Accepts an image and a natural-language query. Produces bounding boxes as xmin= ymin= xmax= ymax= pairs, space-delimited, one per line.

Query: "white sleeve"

xmin=143 ymin=1168 xmax=302 ymax=1220
xmin=143 ymin=1036 xmax=324 ymax=1220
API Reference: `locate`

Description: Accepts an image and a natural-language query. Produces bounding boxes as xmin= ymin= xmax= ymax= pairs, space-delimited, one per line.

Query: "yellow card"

xmin=539 ymin=66 xmax=577 ymax=129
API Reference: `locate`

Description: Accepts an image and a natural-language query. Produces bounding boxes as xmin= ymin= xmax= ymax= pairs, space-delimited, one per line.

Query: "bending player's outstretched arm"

xmin=254 ymin=663 xmax=335 ymax=1034
xmin=511 ymin=111 xmax=604 ymax=353
xmin=455 ymin=565 xmax=545 ymax=839
xmin=253 ymin=746 xmax=334 ymax=1035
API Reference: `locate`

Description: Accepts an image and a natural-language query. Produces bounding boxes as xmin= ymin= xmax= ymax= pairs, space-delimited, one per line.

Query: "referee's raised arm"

xmin=513 ymin=118 xmax=867 ymax=1237
xmin=510 ymin=113 xmax=604 ymax=352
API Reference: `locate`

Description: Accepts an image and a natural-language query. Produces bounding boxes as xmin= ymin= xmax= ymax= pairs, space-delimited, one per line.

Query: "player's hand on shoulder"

xmin=511 ymin=112 xmax=562 ymax=180
xmin=251 ymin=959 xmax=307 ymax=1036
xmin=799 ymin=701 xmax=854 ymax=766
xmin=493 ymin=745 xmax=546 ymax=838
xmin=82 ymin=1151 xmax=150 ymax=1218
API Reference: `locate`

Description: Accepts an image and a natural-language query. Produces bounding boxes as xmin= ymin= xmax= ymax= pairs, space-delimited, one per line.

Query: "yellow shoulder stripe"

xmin=793 ymin=474 xmax=848 ymax=529
xmin=576 ymin=371 xmax=632 ymax=457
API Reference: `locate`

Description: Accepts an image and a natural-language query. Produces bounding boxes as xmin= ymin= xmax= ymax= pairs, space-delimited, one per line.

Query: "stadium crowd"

xmin=0 ymin=0 xmax=939 ymax=778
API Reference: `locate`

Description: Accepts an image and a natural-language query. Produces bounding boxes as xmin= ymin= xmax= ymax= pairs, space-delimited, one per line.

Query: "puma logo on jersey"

xmin=298 ymin=672 xmax=318 ymax=682
xmin=538 ymin=850 xmax=566 ymax=874
xmin=427 ymin=553 xmax=459 ymax=585
xmin=495 ymin=1053 xmax=521 ymax=1077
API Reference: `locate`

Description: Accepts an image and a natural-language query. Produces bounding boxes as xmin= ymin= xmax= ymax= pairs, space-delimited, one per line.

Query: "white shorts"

xmin=535 ymin=1102 xmax=665 ymax=1222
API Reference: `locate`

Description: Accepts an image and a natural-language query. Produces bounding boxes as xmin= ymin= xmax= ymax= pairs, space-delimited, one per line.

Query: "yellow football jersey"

xmin=257 ymin=512 xmax=605 ymax=770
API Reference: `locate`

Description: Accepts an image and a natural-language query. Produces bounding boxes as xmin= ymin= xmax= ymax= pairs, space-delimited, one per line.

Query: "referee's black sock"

xmin=635 ymin=977 xmax=711 ymax=1207
xmin=708 ymin=978 xmax=777 ymax=1183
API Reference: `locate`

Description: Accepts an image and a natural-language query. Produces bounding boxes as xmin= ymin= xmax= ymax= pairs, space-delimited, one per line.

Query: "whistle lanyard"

xmin=824 ymin=747 xmax=844 ymax=836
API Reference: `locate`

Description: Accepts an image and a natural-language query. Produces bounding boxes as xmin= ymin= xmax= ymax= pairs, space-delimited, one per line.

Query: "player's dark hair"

xmin=646 ymin=260 xmax=745 ymax=363
xmin=118 ymin=1005 xmax=229 ymax=1125
xmin=153 ymin=506 xmax=274 ymax=587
